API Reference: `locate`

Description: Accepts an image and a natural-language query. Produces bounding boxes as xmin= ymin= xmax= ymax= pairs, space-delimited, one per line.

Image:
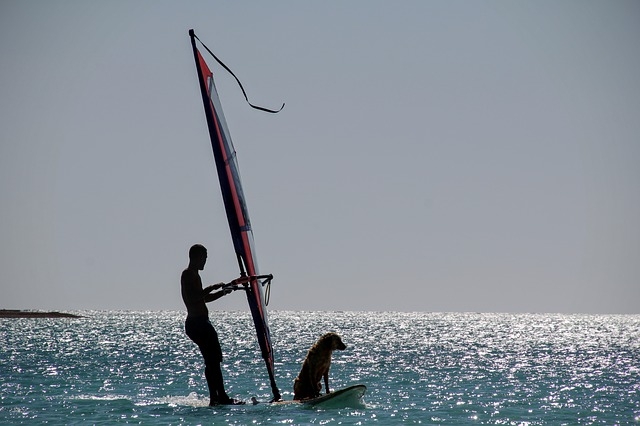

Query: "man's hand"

xmin=231 ymin=276 xmax=251 ymax=285
xmin=204 ymin=282 xmax=225 ymax=294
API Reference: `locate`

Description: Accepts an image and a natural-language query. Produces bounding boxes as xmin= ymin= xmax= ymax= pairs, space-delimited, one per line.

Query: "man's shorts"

xmin=185 ymin=316 xmax=223 ymax=363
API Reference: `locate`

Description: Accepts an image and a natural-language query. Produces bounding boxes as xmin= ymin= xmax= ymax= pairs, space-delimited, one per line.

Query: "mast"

xmin=188 ymin=29 xmax=281 ymax=402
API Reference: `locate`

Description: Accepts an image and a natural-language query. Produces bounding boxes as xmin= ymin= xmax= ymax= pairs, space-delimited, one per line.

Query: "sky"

xmin=1 ymin=1 xmax=639 ymax=314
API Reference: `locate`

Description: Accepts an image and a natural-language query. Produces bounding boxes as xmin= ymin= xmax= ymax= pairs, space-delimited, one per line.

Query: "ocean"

xmin=1 ymin=311 xmax=638 ymax=425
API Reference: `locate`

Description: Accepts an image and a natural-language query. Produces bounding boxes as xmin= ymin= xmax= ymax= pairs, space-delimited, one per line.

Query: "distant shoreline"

xmin=0 ymin=309 xmax=82 ymax=319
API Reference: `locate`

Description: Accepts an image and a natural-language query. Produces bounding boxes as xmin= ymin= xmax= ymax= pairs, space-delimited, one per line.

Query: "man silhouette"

xmin=181 ymin=244 xmax=247 ymax=405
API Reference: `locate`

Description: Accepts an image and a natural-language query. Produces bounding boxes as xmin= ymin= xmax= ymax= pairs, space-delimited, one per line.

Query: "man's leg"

xmin=203 ymin=362 xmax=220 ymax=403
xmin=204 ymin=361 xmax=229 ymax=404
xmin=186 ymin=319 xmax=226 ymax=404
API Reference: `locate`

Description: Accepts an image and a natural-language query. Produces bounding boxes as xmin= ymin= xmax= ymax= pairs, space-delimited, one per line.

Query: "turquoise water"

xmin=1 ymin=311 xmax=639 ymax=425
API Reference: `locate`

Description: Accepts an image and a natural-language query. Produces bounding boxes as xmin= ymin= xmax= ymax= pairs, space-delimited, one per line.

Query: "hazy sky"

xmin=1 ymin=1 xmax=638 ymax=314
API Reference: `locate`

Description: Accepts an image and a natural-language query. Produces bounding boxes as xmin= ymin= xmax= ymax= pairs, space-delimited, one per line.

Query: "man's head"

xmin=189 ymin=244 xmax=207 ymax=270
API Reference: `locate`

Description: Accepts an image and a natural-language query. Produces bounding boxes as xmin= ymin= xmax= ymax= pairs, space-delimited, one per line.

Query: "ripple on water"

xmin=1 ymin=311 xmax=639 ymax=424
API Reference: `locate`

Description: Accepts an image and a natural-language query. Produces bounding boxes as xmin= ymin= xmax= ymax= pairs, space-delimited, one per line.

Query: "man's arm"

xmin=204 ymin=282 xmax=225 ymax=294
xmin=204 ymin=287 xmax=231 ymax=303
xmin=203 ymin=276 xmax=251 ymax=296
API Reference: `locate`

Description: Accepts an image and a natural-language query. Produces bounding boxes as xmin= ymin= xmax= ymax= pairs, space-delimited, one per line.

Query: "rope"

xmin=264 ymin=278 xmax=272 ymax=306
xmin=192 ymin=32 xmax=284 ymax=114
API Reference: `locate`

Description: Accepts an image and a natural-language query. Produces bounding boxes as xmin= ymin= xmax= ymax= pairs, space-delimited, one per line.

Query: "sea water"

xmin=1 ymin=311 xmax=638 ymax=425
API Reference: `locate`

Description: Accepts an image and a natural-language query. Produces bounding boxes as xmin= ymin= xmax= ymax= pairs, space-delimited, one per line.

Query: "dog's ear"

xmin=321 ymin=333 xmax=334 ymax=345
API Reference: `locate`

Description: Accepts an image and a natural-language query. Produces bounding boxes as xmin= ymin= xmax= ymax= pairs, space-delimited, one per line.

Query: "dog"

xmin=293 ymin=332 xmax=346 ymax=400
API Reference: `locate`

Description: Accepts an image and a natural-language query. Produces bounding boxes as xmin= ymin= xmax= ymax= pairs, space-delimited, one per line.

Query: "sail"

xmin=189 ymin=30 xmax=281 ymax=401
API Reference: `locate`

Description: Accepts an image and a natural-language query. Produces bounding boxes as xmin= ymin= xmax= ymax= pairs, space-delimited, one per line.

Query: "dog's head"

xmin=320 ymin=332 xmax=346 ymax=351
